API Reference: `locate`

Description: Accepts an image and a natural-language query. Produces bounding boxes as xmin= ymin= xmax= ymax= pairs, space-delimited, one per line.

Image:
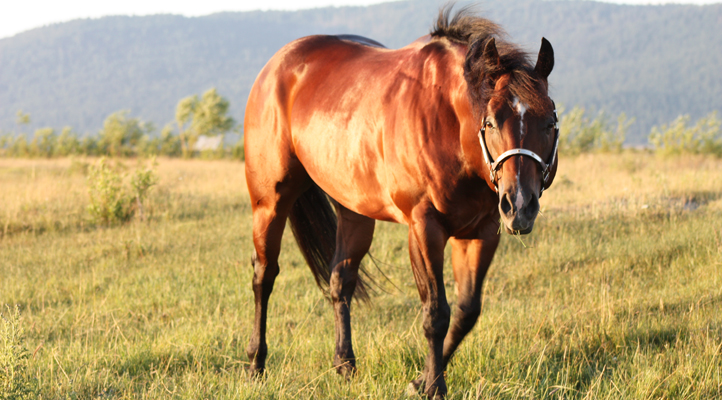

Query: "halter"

xmin=477 ymin=103 xmax=559 ymax=197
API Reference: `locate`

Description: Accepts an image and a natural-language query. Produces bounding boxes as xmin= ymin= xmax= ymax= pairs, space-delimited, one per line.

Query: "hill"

xmin=1 ymin=0 xmax=720 ymax=143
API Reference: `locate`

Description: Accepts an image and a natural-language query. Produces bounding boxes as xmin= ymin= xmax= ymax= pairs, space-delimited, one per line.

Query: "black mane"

xmin=430 ymin=5 xmax=551 ymax=116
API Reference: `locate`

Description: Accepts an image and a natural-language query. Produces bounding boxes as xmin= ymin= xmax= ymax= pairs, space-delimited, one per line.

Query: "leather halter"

xmin=477 ymin=103 xmax=559 ymax=197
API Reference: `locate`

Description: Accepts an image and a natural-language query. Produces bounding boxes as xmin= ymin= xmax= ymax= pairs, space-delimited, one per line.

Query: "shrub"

xmin=129 ymin=159 xmax=159 ymax=221
xmin=558 ymin=106 xmax=632 ymax=155
xmin=648 ymin=111 xmax=722 ymax=157
xmin=87 ymin=158 xmax=159 ymax=226
xmin=87 ymin=158 xmax=131 ymax=225
xmin=0 ymin=306 xmax=37 ymax=400
xmin=230 ymin=139 xmax=244 ymax=161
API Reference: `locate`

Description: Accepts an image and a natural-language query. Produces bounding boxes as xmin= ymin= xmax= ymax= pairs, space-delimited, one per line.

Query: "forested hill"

xmin=1 ymin=0 xmax=721 ymax=143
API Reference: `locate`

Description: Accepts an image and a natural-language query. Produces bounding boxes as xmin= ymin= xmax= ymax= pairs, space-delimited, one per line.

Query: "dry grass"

xmin=543 ymin=152 xmax=722 ymax=215
xmin=0 ymin=157 xmax=246 ymax=236
xmin=1 ymin=153 xmax=721 ymax=399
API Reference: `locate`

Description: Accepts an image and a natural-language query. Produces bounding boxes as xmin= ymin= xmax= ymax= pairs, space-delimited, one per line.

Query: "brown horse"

xmin=244 ymin=6 xmax=558 ymax=398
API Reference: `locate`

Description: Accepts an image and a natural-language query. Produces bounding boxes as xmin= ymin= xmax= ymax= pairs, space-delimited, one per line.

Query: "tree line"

xmin=1 ymin=91 xmax=721 ymax=159
xmin=3 ymin=1 xmax=721 ymax=143
xmin=0 ymin=88 xmax=244 ymax=160
xmin=558 ymin=107 xmax=721 ymax=157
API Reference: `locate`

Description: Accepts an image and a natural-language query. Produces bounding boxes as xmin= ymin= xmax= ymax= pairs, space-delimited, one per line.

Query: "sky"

xmin=0 ymin=0 xmax=719 ymax=40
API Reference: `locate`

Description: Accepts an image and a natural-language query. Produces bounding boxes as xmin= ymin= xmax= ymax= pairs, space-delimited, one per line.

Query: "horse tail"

xmin=288 ymin=183 xmax=371 ymax=302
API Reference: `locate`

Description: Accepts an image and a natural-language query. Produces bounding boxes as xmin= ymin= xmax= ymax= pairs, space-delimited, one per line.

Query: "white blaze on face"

xmin=512 ymin=97 xmax=528 ymax=212
xmin=515 ymin=176 xmax=524 ymax=212
xmin=512 ymin=97 xmax=528 ymax=138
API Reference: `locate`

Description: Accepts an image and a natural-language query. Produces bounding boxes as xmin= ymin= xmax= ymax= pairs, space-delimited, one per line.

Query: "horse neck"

xmin=416 ymin=40 xmax=486 ymax=179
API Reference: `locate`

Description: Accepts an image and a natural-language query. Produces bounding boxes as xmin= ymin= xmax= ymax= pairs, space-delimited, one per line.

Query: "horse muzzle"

xmin=498 ymin=189 xmax=540 ymax=235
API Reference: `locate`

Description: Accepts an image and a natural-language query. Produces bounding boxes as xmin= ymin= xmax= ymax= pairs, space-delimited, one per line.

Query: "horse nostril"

xmin=525 ymin=195 xmax=539 ymax=219
xmin=500 ymin=193 xmax=513 ymax=215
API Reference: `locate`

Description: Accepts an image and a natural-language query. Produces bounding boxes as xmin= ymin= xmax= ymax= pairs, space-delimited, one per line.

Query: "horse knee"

xmin=423 ymin=303 xmax=451 ymax=340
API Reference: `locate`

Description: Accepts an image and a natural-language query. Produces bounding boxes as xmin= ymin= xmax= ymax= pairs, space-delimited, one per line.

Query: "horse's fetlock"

xmin=246 ymin=339 xmax=266 ymax=359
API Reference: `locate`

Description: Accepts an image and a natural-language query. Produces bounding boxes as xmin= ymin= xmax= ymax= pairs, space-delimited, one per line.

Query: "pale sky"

xmin=0 ymin=0 xmax=719 ymax=40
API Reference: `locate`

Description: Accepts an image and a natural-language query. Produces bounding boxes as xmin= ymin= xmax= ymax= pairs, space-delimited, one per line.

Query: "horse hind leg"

xmin=246 ymin=201 xmax=291 ymax=375
xmin=246 ymin=167 xmax=310 ymax=376
xmin=329 ymin=202 xmax=375 ymax=378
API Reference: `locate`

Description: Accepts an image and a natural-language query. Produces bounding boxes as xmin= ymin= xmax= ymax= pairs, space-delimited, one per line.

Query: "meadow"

xmin=1 ymin=153 xmax=721 ymax=399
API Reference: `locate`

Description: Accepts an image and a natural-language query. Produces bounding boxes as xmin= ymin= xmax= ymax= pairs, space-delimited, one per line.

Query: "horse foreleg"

xmin=407 ymin=208 xmax=450 ymax=399
xmin=443 ymin=220 xmax=500 ymax=368
xmin=330 ymin=204 xmax=375 ymax=378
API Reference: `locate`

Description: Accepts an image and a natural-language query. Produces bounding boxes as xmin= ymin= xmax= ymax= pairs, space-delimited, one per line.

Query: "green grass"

xmin=1 ymin=155 xmax=721 ymax=399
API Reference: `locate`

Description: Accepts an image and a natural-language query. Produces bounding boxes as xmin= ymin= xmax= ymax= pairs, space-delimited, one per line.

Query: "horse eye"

xmin=485 ymin=121 xmax=495 ymax=129
xmin=546 ymin=122 xmax=555 ymax=131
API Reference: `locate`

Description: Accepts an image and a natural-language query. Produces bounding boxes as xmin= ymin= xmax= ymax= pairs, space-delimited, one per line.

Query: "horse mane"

xmin=430 ymin=4 xmax=503 ymax=46
xmin=430 ymin=5 xmax=551 ymax=116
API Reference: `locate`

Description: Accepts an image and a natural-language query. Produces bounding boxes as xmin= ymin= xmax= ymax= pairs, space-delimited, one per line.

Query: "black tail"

xmin=288 ymin=184 xmax=371 ymax=301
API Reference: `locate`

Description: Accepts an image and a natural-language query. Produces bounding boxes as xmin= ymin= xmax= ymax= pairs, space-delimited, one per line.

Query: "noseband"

xmin=477 ymin=104 xmax=559 ymax=197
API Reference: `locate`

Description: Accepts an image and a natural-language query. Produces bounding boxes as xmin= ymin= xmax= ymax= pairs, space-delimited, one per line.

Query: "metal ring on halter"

xmin=477 ymin=103 xmax=560 ymax=197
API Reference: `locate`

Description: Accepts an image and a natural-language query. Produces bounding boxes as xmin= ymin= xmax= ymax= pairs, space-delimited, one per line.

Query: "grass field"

xmin=1 ymin=153 xmax=721 ymax=399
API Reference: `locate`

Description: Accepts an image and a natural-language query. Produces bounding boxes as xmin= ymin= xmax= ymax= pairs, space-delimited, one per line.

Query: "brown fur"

xmin=243 ymin=6 xmax=557 ymax=398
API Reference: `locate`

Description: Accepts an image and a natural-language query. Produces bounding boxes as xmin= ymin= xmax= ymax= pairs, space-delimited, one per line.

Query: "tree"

xmin=55 ymin=127 xmax=80 ymax=156
xmin=15 ymin=110 xmax=30 ymax=126
xmin=29 ymin=127 xmax=56 ymax=158
xmin=175 ymin=88 xmax=235 ymax=158
xmin=175 ymin=95 xmax=196 ymax=157
xmin=98 ymin=111 xmax=151 ymax=157
xmin=159 ymin=124 xmax=182 ymax=157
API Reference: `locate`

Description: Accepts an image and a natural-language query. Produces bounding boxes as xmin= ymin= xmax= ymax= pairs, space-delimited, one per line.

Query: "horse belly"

xmin=292 ymin=119 xmax=402 ymax=223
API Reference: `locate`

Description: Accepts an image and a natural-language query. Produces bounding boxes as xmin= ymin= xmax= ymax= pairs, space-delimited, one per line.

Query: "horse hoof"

xmin=407 ymin=377 xmax=424 ymax=396
xmin=406 ymin=382 xmax=419 ymax=396
xmin=247 ymin=364 xmax=265 ymax=380
xmin=334 ymin=361 xmax=357 ymax=380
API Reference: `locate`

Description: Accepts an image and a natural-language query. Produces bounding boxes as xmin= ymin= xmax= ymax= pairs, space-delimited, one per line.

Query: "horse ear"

xmin=535 ymin=38 xmax=554 ymax=79
xmin=483 ymin=37 xmax=500 ymax=68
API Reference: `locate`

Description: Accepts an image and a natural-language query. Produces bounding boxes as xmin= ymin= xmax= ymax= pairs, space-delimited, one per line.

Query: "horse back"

xmin=244 ymin=34 xmax=482 ymax=225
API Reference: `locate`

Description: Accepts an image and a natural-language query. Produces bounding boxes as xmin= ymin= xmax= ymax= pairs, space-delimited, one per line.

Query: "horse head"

xmin=465 ymin=37 xmax=559 ymax=234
